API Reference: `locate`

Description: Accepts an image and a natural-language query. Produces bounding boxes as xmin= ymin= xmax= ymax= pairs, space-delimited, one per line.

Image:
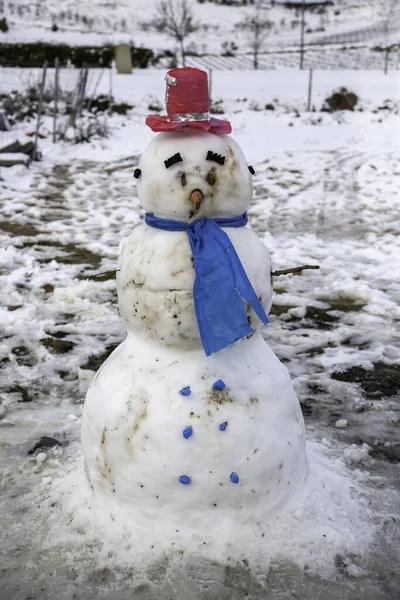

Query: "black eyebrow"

xmin=164 ymin=153 xmax=183 ymax=169
xmin=206 ymin=151 xmax=225 ymax=166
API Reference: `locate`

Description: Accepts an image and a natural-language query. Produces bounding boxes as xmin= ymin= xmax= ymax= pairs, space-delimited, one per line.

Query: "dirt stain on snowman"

xmin=248 ymin=397 xmax=259 ymax=406
xmin=227 ymin=145 xmax=239 ymax=188
xmin=96 ymin=426 xmax=113 ymax=483
xmin=133 ymin=400 xmax=149 ymax=434
xmin=123 ymin=393 xmax=149 ymax=456
xmin=207 ymin=389 xmax=235 ymax=405
xmin=206 ymin=166 xmax=217 ymax=187
xmin=140 ymin=303 xmax=159 ymax=327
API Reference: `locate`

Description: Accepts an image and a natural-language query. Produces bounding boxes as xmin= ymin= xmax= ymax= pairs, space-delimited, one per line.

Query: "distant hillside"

xmin=0 ymin=0 xmax=394 ymax=54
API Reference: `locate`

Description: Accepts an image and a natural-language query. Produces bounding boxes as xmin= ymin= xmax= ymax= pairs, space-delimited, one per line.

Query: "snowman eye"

xmin=206 ymin=151 xmax=225 ymax=166
xmin=248 ymin=165 xmax=255 ymax=175
xmin=134 ymin=168 xmax=141 ymax=179
xmin=164 ymin=153 xmax=183 ymax=169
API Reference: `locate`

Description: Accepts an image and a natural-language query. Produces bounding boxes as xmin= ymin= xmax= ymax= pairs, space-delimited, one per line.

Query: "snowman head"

xmin=135 ymin=130 xmax=254 ymax=220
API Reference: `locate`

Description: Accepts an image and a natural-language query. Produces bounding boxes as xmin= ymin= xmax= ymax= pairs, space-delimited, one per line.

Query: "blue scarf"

xmin=145 ymin=212 xmax=269 ymax=356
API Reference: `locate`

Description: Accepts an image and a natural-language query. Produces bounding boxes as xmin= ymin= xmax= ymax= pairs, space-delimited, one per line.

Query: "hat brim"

xmin=145 ymin=115 xmax=232 ymax=135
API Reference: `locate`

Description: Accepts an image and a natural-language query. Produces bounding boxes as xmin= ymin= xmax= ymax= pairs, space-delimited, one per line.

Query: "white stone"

xmin=321 ymin=437 xmax=332 ymax=447
xmin=288 ymin=306 xmax=307 ymax=319
xmin=36 ymin=452 xmax=47 ymax=463
xmin=343 ymin=443 xmax=371 ymax=465
xmin=67 ymin=414 xmax=78 ymax=422
xmin=41 ymin=476 xmax=53 ymax=485
xmin=335 ymin=419 xmax=348 ymax=429
xmin=346 ymin=563 xmax=368 ymax=578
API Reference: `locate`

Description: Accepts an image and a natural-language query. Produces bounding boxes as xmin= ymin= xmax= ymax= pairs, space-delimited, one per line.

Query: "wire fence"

xmin=187 ymin=46 xmax=400 ymax=71
xmin=0 ymin=66 xmax=107 ymax=97
xmin=0 ymin=42 xmax=398 ymax=157
xmin=0 ymin=65 xmax=110 ymax=158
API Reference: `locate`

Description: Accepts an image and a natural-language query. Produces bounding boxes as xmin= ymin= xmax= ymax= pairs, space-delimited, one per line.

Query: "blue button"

xmin=179 ymin=386 xmax=191 ymax=396
xmin=183 ymin=426 xmax=193 ymax=439
xmin=179 ymin=475 xmax=191 ymax=485
xmin=219 ymin=422 xmax=227 ymax=431
xmin=230 ymin=472 xmax=239 ymax=484
xmin=213 ymin=379 xmax=226 ymax=391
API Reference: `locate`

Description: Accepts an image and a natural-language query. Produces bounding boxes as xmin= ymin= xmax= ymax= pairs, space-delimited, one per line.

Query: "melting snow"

xmin=0 ymin=69 xmax=399 ymax=599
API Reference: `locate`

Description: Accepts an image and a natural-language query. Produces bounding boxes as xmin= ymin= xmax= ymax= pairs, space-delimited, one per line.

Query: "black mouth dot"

xmin=181 ymin=173 xmax=187 ymax=186
xmin=134 ymin=168 xmax=141 ymax=179
xmin=248 ymin=165 xmax=255 ymax=175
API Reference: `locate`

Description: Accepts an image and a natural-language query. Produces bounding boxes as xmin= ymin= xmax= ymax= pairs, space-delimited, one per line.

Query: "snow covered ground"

xmin=0 ymin=69 xmax=399 ymax=599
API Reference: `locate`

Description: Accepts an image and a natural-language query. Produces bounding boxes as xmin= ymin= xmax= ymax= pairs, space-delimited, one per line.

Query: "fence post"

xmin=71 ymin=66 xmax=83 ymax=128
xmin=73 ymin=65 xmax=88 ymax=125
xmin=208 ymin=68 xmax=212 ymax=105
xmin=80 ymin=66 xmax=89 ymax=117
xmin=108 ymin=66 xmax=113 ymax=116
xmin=52 ymin=57 xmax=59 ymax=143
xmin=299 ymin=0 xmax=305 ymax=70
xmin=33 ymin=61 xmax=48 ymax=162
xmin=307 ymin=68 xmax=313 ymax=111
xmin=87 ymin=68 xmax=105 ymax=113
xmin=384 ymin=47 xmax=390 ymax=75
xmin=61 ymin=66 xmax=84 ymax=138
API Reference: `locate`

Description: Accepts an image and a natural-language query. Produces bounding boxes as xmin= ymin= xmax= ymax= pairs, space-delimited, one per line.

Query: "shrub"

xmin=73 ymin=46 xmax=113 ymax=67
xmin=131 ymin=46 xmax=154 ymax=68
xmin=0 ymin=43 xmax=112 ymax=67
xmin=0 ymin=81 xmax=63 ymax=121
xmin=71 ymin=115 xmax=109 ymax=143
xmin=148 ymin=99 xmax=162 ymax=112
xmin=51 ymin=23 xmax=58 ymax=32
xmin=221 ymin=41 xmax=238 ymax=56
xmin=0 ymin=42 xmax=161 ymax=69
xmin=210 ymin=99 xmax=225 ymax=115
xmin=249 ymin=100 xmax=262 ymax=111
xmin=0 ymin=90 xmax=39 ymax=121
xmin=322 ymin=87 xmax=358 ymax=112
xmin=0 ymin=16 xmax=8 ymax=32
xmin=83 ymin=95 xmax=133 ymax=115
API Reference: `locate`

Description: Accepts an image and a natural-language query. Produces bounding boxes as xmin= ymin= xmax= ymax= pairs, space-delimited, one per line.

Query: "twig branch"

xmin=272 ymin=264 xmax=320 ymax=277
xmin=85 ymin=265 xmax=319 ymax=281
xmin=84 ymin=269 xmax=120 ymax=280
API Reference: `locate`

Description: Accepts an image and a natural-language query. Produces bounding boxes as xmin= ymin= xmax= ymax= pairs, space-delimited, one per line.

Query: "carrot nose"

xmin=190 ymin=189 xmax=203 ymax=210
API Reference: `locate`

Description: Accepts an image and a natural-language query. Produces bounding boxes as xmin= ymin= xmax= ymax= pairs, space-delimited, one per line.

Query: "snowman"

xmin=81 ymin=68 xmax=306 ymax=530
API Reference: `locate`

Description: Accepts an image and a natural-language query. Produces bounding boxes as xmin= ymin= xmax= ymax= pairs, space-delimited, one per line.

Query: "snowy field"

xmin=0 ymin=69 xmax=400 ymax=599
xmin=1 ymin=0 xmax=399 ymax=53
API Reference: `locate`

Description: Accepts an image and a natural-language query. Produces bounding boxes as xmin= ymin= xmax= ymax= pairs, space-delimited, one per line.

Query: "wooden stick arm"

xmin=272 ymin=265 xmax=320 ymax=277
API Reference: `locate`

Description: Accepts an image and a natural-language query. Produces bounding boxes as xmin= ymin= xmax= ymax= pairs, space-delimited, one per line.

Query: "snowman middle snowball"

xmin=118 ymin=130 xmax=273 ymax=349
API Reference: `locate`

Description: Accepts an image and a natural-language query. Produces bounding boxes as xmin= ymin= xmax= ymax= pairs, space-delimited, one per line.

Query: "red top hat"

xmin=145 ymin=67 xmax=231 ymax=135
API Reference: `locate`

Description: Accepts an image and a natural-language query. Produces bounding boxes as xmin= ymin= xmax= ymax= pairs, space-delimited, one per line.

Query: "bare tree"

xmin=236 ymin=2 xmax=274 ymax=70
xmin=152 ymin=0 xmax=200 ymax=67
